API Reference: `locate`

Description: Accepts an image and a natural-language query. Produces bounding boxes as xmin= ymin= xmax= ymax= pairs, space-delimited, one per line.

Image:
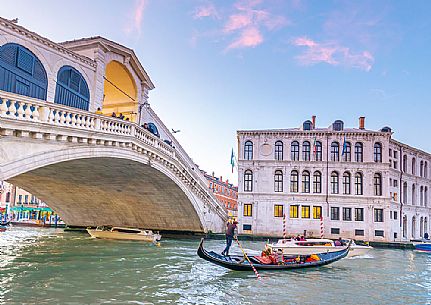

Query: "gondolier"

xmin=221 ymin=220 xmax=238 ymax=256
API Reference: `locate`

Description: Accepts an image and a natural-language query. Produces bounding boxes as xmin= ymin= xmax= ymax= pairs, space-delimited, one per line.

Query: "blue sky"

xmin=2 ymin=0 xmax=431 ymax=183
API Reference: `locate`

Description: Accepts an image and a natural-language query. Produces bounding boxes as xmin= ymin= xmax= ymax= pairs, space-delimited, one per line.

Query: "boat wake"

xmin=347 ymin=254 xmax=374 ymax=260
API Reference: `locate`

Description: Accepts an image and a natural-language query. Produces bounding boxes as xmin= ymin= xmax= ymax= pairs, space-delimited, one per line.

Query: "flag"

xmin=341 ymin=136 xmax=347 ymax=156
xmin=230 ymin=148 xmax=235 ymax=173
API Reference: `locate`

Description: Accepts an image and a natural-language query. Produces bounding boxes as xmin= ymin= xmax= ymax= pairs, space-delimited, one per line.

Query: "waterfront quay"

xmin=1 ymin=227 xmax=430 ymax=305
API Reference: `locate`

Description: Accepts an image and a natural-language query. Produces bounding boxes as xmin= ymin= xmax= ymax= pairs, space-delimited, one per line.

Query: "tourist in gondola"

xmin=221 ymin=220 xmax=238 ymax=256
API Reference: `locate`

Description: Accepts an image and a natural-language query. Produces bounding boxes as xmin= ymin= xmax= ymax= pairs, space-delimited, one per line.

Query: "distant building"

xmin=237 ymin=116 xmax=430 ymax=242
xmin=0 ymin=181 xmax=62 ymax=225
xmin=202 ymin=171 xmax=238 ymax=217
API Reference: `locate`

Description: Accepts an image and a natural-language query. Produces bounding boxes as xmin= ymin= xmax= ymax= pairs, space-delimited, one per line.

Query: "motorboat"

xmin=87 ymin=226 xmax=161 ymax=243
xmin=197 ymin=238 xmax=350 ymax=271
xmin=266 ymin=238 xmax=372 ymax=258
xmin=412 ymin=239 xmax=431 ymax=252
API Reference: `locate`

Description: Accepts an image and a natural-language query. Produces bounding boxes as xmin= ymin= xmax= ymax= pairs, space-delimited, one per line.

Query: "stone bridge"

xmin=0 ymin=91 xmax=227 ymax=233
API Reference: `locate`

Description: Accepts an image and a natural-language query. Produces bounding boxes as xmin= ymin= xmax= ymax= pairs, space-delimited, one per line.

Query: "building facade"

xmin=237 ymin=117 xmax=430 ymax=242
xmin=202 ymin=171 xmax=238 ymax=217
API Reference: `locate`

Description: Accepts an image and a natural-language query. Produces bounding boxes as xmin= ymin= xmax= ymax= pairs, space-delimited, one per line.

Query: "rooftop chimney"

xmin=311 ymin=115 xmax=316 ymax=128
xmin=359 ymin=116 xmax=365 ymax=130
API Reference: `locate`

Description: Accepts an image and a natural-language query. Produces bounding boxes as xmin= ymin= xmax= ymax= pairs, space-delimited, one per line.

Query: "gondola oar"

xmin=234 ymin=236 xmax=261 ymax=279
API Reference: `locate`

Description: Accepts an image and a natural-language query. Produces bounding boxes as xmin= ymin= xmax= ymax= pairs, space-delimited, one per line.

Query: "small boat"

xmin=0 ymin=220 xmax=10 ymax=226
xmin=87 ymin=226 xmax=161 ymax=243
xmin=412 ymin=239 xmax=431 ymax=252
xmin=266 ymin=238 xmax=372 ymax=258
xmin=0 ymin=225 xmax=7 ymax=232
xmin=197 ymin=238 xmax=350 ymax=271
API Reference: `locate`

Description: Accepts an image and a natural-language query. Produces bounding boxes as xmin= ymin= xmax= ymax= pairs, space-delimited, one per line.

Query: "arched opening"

xmin=403 ymin=215 xmax=407 ymax=238
xmin=412 ymin=216 xmax=416 ymax=238
xmin=54 ymin=66 xmax=90 ymax=110
xmin=102 ymin=61 xmax=138 ymax=121
xmin=0 ymin=43 xmax=47 ymax=100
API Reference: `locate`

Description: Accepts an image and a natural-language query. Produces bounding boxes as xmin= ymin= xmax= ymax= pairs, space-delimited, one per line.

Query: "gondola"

xmin=197 ymin=238 xmax=351 ymax=271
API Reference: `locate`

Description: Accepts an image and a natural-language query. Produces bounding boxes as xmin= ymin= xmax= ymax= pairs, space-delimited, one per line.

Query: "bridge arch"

xmin=4 ymin=146 xmax=208 ymax=232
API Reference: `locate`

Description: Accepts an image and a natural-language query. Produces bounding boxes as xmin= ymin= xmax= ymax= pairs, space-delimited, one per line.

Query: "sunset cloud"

xmin=194 ymin=3 xmax=219 ymax=19
xmin=193 ymin=0 xmax=287 ymax=51
xmin=292 ymin=36 xmax=374 ymax=71
xmin=125 ymin=0 xmax=147 ymax=34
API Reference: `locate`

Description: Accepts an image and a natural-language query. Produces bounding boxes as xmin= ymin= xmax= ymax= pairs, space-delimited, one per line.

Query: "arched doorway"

xmin=420 ymin=217 xmax=424 ymax=237
xmin=403 ymin=215 xmax=407 ymax=238
xmin=0 ymin=43 xmax=47 ymax=100
xmin=102 ymin=61 xmax=137 ymax=121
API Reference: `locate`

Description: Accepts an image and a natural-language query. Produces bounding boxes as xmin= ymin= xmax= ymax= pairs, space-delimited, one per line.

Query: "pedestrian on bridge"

xmin=221 ymin=220 xmax=238 ymax=256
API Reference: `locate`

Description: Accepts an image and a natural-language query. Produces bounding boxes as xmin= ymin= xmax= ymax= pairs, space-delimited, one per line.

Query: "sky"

xmin=1 ymin=0 xmax=431 ymax=184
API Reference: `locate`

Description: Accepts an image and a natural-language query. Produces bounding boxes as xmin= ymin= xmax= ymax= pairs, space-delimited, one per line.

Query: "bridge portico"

xmin=0 ymin=91 xmax=227 ymax=232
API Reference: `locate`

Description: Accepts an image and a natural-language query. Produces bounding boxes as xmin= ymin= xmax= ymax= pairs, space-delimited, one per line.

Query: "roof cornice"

xmin=61 ymin=37 xmax=155 ymax=90
xmin=0 ymin=17 xmax=96 ymax=68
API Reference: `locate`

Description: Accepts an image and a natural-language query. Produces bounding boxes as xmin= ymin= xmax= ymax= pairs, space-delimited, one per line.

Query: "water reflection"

xmin=1 ymin=227 xmax=431 ymax=304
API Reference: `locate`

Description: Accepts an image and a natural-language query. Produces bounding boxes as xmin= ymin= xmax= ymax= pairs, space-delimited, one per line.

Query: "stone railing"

xmin=0 ymin=90 xmax=227 ymax=219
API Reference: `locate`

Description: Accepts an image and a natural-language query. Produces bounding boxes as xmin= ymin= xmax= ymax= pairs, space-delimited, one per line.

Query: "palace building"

xmin=237 ymin=116 xmax=430 ymax=242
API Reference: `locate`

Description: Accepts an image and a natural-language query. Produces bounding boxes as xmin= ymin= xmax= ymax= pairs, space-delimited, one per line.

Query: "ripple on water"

xmin=2 ymin=228 xmax=431 ymax=305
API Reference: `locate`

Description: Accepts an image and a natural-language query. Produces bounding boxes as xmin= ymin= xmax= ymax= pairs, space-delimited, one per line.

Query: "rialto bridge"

xmin=0 ymin=17 xmax=227 ymax=233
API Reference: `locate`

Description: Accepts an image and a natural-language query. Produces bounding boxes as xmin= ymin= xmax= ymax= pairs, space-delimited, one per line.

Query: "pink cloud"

xmin=194 ymin=4 xmax=219 ymax=19
xmin=292 ymin=36 xmax=374 ymax=71
xmin=227 ymin=27 xmax=263 ymax=50
xmin=193 ymin=0 xmax=287 ymax=51
xmin=125 ymin=0 xmax=147 ymax=34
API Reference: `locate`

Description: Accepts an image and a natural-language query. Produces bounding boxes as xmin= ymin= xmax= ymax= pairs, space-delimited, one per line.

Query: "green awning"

xmin=10 ymin=206 xmax=53 ymax=212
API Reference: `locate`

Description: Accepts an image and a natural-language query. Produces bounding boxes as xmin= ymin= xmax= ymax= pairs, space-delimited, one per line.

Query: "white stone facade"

xmin=237 ymin=119 xmax=431 ymax=242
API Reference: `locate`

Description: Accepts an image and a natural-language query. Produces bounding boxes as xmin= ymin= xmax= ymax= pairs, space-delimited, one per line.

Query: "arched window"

xmin=302 ymin=141 xmax=311 ymax=161
xmin=275 ymin=141 xmax=283 ymax=161
xmin=290 ymin=170 xmax=299 ymax=193
xmin=331 ymin=142 xmax=339 ymax=162
xmin=342 ymin=142 xmax=351 ymax=162
xmin=403 ymin=155 xmax=408 ymax=173
xmin=303 ymin=120 xmax=312 ymax=130
xmin=412 ymin=217 xmax=416 ymax=238
xmin=355 ymin=142 xmax=363 ymax=162
xmin=403 ymin=182 xmax=408 ymax=204
xmin=331 ymin=171 xmax=339 ymax=194
xmin=420 ymin=186 xmax=424 ymax=206
xmin=420 ymin=161 xmax=424 ymax=177
xmin=274 ymin=170 xmax=283 ymax=192
xmin=343 ymin=172 xmax=351 ymax=195
xmin=291 ymin=141 xmax=300 ymax=161
xmin=0 ymin=43 xmax=48 ymax=100
xmin=355 ymin=172 xmax=363 ymax=195
xmin=412 ymin=158 xmax=416 ymax=175
xmin=374 ymin=143 xmax=382 ymax=163
xmin=315 ymin=141 xmax=322 ymax=161
xmin=244 ymin=141 xmax=253 ymax=160
xmin=302 ymin=171 xmax=310 ymax=193
xmin=425 ymin=187 xmax=428 ymax=207
xmin=374 ymin=173 xmax=382 ymax=196
xmin=313 ymin=171 xmax=322 ymax=193
xmin=425 ymin=217 xmax=428 ymax=235
xmin=425 ymin=162 xmax=428 ymax=178
xmin=55 ymin=66 xmax=90 ymax=110
xmin=5 ymin=192 xmax=10 ymax=202
xmin=244 ymin=170 xmax=253 ymax=192
xmin=412 ymin=184 xmax=416 ymax=205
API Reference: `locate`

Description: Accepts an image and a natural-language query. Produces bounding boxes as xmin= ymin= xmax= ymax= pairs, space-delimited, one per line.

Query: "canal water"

xmin=1 ymin=227 xmax=430 ymax=305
